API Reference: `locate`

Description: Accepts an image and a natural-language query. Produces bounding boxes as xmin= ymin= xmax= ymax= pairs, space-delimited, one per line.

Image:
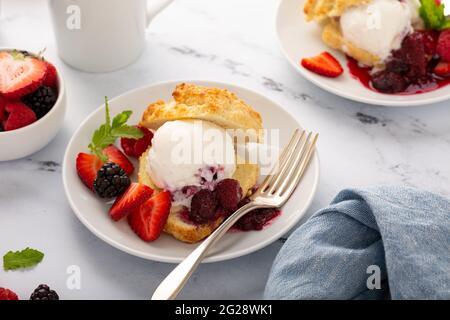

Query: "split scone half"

xmin=138 ymin=83 xmax=262 ymax=243
xmin=303 ymin=0 xmax=381 ymax=67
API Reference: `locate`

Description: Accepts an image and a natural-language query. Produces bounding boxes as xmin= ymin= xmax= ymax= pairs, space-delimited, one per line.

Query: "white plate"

xmin=276 ymin=0 xmax=450 ymax=107
xmin=62 ymin=80 xmax=320 ymax=263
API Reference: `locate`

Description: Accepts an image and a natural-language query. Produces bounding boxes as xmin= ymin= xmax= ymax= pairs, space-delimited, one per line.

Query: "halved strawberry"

xmin=2 ymin=101 xmax=37 ymax=131
xmin=103 ymin=145 xmax=134 ymax=175
xmin=121 ymin=125 xmax=153 ymax=158
xmin=434 ymin=62 xmax=450 ymax=77
xmin=43 ymin=62 xmax=58 ymax=88
xmin=0 ymin=51 xmax=47 ymax=98
xmin=76 ymin=153 xmax=104 ymax=190
xmin=109 ymin=183 xmax=154 ymax=221
xmin=128 ymin=191 xmax=171 ymax=241
xmin=301 ymin=51 xmax=343 ymax=78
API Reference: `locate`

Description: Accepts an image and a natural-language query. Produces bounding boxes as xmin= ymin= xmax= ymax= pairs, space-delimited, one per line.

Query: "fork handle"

xmin=151 ymin=202 xmax=260 ymax=300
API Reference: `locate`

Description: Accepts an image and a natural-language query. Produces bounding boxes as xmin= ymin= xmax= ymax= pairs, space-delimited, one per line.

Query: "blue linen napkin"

xmin=264 ymin=186 xmax=450 ymax=299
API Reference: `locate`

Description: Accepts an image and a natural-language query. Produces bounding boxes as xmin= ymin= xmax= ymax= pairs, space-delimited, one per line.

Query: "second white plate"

xmin=276 ymin=0 xmax=450 ymax=106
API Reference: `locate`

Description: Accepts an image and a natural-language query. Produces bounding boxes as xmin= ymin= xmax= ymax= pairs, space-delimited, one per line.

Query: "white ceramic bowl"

xmin=0 ymin=50 xmax=66 ymax=161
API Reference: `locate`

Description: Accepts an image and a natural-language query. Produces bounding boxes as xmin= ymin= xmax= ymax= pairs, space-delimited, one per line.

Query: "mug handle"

xmin=146 ymin=0 xmax=175 ymax=26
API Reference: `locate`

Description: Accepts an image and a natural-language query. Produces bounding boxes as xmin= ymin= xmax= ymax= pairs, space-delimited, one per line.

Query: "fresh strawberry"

xmin=0 ymin=51 xmax=47 ymax=98
xmin=437 ymin=30 xmax=450 ymax=62
xmin=103 ymin=145 xmax=134 ymax=175
xmin=2 ymin=101 xmax=37 ymax=131
xmin=434 ymin=61 xmax=450 ymax=77
xmin=109 ymin=183 xmax=154 ymax=221
xmin=0 ymin=288 xmax=19 ymax=300
xmin=301 ymin=51 xmax=343 ymax=78
xmin=76 ymin=153 xmax=104 ymax=190
xmin=43 ymin=62 xmax=58 ymax=88
xmin=120 ymin=125 xmax=153 ymax=158
xmin=128 ymin=191 xmax=171 ymax=241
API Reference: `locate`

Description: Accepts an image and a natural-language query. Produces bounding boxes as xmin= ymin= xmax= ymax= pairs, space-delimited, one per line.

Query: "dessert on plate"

xmin=75 ymin=84 xmax=280 ymax=244
xmin=302 ymin=0 xmax=450 ymax=94
xmin=138 ymin=83 xmax=271 ymax=243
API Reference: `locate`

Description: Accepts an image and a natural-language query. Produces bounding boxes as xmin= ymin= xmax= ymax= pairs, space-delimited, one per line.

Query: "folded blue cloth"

xmin=264 ymin=187 xmax=450 ymax=299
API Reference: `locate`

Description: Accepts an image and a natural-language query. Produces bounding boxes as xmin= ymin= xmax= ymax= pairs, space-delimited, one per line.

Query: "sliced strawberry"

xmin=301 ymin=51 xmax=343 ymax=78
xmin=128 ymin=191 xmax=171 ymax=241
xmin=43 ymin=62 xmax=58 ymax=88
xmin=120 ymin=125 xmax=153 ymax=158
xmin=0 ymin=51 xmax=47 ymax=98
xmin=76 ymin=153 xmax=104 ymax=191
xmin=103 ymin=144 xmax=134 ymax=175
xmin=437 ymin=30 xmax=450 ymax=63
xmin=0 ymin=288 xmax=19 ymax=300
xmin=109 ymin=183 xmax=154 ymax=221
xmin=2 ymin=101 xmax=37 ymax=131
xmin=434 ymin=62 xmax=450 ymax=77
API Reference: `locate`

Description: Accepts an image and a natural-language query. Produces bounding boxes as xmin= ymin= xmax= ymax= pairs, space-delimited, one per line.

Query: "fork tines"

xmin=256 ymin=129 xmax=318 ymax=204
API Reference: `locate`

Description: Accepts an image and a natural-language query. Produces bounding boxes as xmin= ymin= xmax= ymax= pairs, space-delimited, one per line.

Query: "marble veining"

xmin=1 ymin=0 xmax=450 ymax=300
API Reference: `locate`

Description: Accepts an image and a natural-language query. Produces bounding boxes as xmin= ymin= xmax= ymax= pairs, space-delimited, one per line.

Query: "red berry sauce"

xmin=347 ymin=30 xmax=450 ymax=95
xmin=347 ymin=57 xmax=450 ymax=95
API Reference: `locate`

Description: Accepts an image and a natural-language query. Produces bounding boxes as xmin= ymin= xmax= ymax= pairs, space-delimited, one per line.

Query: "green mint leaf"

xmin=419 ymin=0 xmax=447 ymax=30
xmin=89 ymin=143 xmax=109 ymax=162
xmin=3 ymin=248 xmax=44 ymax=271
xmin=111 ymin=125 xmax=144 ymax=139
xmin=441 ymin=18 xmax=450 ymax=30
xmin=90 ymin=124 xmax=116 ymax=150
xmin=88 ymin=96 xmax=139 ymax=158
xmin=112 ymin=110 xmax=132 ymax=129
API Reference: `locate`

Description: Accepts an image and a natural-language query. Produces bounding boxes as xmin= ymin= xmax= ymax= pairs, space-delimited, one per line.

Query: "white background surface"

xmin=1 ymin=0 xmax=449 ymax=299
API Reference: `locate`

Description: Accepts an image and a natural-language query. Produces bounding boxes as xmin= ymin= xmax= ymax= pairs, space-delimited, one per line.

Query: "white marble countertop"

xmin=1 ymin=0 xmax=450 ymax=300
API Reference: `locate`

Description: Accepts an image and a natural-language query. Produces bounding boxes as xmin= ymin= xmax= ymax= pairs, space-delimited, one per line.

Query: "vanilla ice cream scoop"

xmin=340 ymin=0 xmax=414 ymax=61
xmin=147 ymin=120 xmax=236 ymax=193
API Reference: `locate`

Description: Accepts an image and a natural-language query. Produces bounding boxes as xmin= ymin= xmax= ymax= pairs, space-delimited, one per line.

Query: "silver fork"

xmin=151 ymin=129 xmax=318 ymax=300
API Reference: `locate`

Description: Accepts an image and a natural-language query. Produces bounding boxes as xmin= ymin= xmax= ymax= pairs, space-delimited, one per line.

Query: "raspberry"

xmin=437 ymin=30 xmax=450 ymax=62
xmin=214 ymin=179 xmax=242 ymax=211
xmin=419 ymin=30 xmax=439 ymax=58
xmin=0 ymin=288 xmax=19 ymax=300
xmin=120 ymin=125 xmax=153 ymax=158
xmin=0 ymin=96 xmax=7 ymax=122
xmin=43 ymin=62 xmax=58 ymax=88
xmin=189 ymin=189 xmax=218 ymax=224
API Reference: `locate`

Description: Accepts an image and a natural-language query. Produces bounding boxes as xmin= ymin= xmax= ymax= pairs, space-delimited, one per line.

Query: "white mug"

xmin=48 ymin=0 xmax=174 ymax=72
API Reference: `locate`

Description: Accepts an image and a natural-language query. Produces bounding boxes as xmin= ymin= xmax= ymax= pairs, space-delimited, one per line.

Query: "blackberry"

xmin=30 ymin=284 xmax=59 ymax=300
xmin=214 ymin=179 xmax=242 ymax=211
xmin=22 ymin=86 xmax=57 ymax=119
xmin=189 ymin=189 xmax=218 ymax=224
xmin=93 ymin=162 xmax=130 ymax=198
